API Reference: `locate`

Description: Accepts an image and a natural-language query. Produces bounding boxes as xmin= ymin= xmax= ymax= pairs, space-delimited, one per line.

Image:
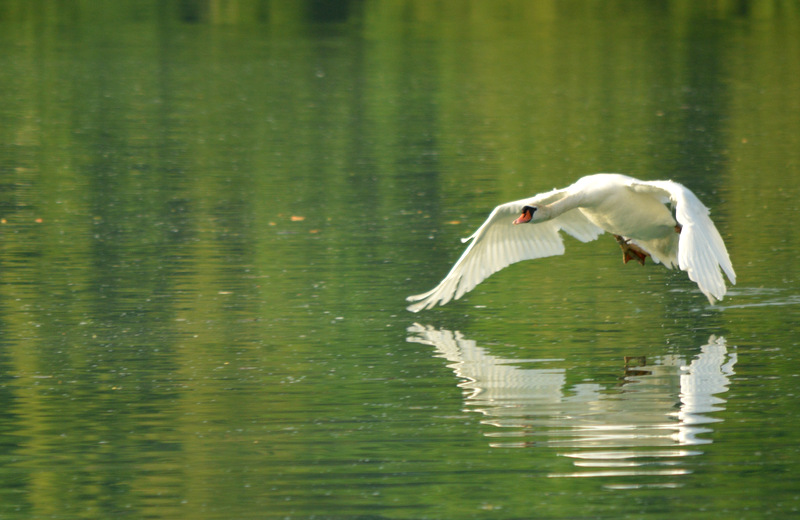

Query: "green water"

xmin=1 ymin=1 xmax=799 ymax=518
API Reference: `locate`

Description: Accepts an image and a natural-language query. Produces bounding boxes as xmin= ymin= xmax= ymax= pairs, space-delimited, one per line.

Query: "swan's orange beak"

xmin=513 ymin=208 xmax=533 ymax=225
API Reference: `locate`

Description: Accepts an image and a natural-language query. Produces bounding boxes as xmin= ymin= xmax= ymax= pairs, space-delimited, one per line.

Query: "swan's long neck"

xmin=539 ymin=192 xmax=585 ymax=221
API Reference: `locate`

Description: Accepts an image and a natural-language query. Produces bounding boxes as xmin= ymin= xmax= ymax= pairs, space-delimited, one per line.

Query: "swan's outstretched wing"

xmin=406 ymin=189 xmax=604 ymax=312
xmin=631 ymin=180 xmax=736 ymax=303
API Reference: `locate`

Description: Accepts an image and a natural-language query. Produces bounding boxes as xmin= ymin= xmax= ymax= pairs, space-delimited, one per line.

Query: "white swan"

xmin=407 ymin=174 xmax=736 ymax=312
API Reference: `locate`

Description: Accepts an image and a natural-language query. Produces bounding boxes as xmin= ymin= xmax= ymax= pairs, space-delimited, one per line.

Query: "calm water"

xmin=1 ymin=1 xmax=800 ymax=518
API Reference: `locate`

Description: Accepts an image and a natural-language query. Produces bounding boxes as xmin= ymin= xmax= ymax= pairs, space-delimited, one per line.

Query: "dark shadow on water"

xmin=407 ymin=324 xmax=736 ymax=490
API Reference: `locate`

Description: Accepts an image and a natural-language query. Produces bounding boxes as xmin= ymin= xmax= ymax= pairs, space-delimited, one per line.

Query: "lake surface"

xmin=1 ymin=1 xmax=800 ymax=518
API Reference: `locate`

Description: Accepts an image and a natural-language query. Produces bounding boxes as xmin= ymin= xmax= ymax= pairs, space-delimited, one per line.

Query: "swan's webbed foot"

xmin=613 ymin=235 xmax=649 ymax=265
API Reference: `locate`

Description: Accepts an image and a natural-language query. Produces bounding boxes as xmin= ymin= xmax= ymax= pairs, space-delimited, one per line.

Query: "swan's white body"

xmin=407 ymin=174 xmax=735 ymax=312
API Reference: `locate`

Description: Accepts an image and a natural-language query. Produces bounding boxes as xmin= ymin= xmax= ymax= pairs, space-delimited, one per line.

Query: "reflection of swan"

xmin=413 ymin=327 xmax=570 ymax=405
xmin=407 ymin=324 xmax=736 ymax=486
xmin=675 ymin=340 xmax=737 ymax=430
xmin=407 ymin=174 xmax=735 ymax=311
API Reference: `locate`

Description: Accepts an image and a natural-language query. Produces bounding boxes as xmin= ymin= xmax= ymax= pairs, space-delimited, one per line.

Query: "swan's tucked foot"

xmin=614 ymin=235 xmax=649 ymax=265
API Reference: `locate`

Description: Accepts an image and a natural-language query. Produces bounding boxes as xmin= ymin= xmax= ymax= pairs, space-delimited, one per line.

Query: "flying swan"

xmin=407 ymin=173 xmax=735 ymax=312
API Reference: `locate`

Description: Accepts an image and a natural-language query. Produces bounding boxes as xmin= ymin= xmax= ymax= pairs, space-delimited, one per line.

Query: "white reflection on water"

xmin=406 ymin=324 xmax=736 ymax=489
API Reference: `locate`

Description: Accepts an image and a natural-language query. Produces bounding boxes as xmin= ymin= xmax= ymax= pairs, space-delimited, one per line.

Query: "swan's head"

xmin=513 ymin=205 xmax=538 ymax=224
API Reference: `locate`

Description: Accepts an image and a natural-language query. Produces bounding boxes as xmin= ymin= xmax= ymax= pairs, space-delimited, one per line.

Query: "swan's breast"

xmin=578 ymin=189 xmax=676 ymax=240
